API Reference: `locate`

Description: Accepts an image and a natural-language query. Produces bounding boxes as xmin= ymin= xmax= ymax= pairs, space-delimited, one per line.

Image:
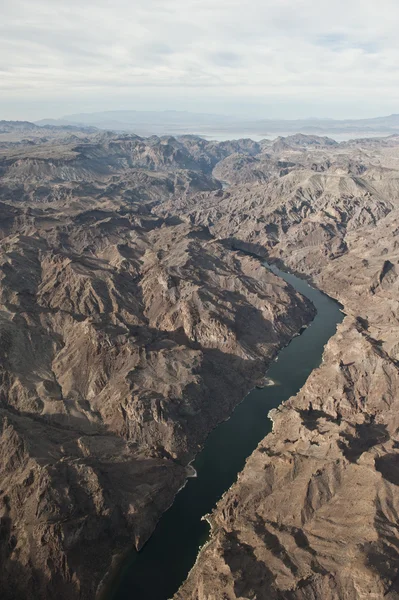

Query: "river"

xmin=108 ymin=262 xmax=344 ymax=600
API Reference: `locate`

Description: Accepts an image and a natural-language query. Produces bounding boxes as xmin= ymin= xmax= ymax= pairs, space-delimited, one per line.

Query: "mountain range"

xmin=36 ymin=111 xmax=399 ymax=138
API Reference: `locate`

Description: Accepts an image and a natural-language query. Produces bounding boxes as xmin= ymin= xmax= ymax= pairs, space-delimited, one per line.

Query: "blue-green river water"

xmin=109 ymin=263 xmax=344 ymax=600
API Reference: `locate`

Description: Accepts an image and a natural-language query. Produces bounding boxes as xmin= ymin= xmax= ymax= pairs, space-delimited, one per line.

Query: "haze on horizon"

xmin=1 ymin=0 xmax=399 ymax=122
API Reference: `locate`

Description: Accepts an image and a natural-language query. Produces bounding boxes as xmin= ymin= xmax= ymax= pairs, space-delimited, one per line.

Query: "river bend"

xmin=109 ymin=262 xmax=344 ymax=600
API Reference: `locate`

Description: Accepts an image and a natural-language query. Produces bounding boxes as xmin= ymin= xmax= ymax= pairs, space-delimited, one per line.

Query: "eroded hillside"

xmin=2 ymin=124 xmax=399 ymax=600
xmin=0 ymin=124 xmax=314 ymax=600
xmin=169 ymin=136 xmax=399 ymax=599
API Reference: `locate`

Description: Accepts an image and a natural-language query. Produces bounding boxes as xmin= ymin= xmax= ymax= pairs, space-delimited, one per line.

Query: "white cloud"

xmin=1 ymin=0 xmax=399 ymax=118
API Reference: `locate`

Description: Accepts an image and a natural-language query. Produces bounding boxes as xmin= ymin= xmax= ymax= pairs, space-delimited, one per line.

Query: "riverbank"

xmin=174 ymin=208 xmax=399 ymax=599
xmin=108 ymin=262 xmax=343 ymax=600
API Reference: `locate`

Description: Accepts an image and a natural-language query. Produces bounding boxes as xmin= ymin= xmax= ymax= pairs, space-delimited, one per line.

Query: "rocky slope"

xmin=0 ymin=128 xmax=315 ymax=600
xmin=3 ymin=125 xmax=399 ymax=600
xmin=171 ymin=140 xmax=399 ymax=599
xmin=0 ymin=120 xmax=99 ymax=142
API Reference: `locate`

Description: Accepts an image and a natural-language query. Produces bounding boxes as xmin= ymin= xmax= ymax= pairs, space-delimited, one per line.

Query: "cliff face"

xmin=3 ymin=125 xmax=399 ymax=600
xmin=172 ymin=141 xmax=399 ymax=599
xmin=176 ymin=315 xmax=399 ymax=599
xmin=0 ymin=129 xmax=314 ymax=600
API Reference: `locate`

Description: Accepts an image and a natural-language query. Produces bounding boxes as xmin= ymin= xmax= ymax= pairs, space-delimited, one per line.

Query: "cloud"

xmin=1 ymin=0 xmax=399 ymax=119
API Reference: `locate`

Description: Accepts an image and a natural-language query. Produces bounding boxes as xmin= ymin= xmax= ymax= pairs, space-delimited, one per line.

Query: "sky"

xmin=1 ymin=0 xmax=399 ymax=121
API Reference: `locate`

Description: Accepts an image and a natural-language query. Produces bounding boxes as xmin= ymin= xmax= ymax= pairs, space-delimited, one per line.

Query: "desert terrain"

xmin=0 ymin=121 xmax=398 ymax=599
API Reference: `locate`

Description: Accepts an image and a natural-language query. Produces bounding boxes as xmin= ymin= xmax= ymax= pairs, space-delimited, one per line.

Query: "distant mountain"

xmin=0 ymin=120 xmax=98 ymax=140
xmin=254 ymin=113 xmax=399 ymax=134
xmin=0 ymin=120 xmax=41 ymax=133
xmin=36 ymin=110 xmax=237 ymax=137
xmin=35 ymin=111 xmax=399 ymax=140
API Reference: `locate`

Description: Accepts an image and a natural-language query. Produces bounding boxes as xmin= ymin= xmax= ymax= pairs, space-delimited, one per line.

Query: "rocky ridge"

xmin=0 ymin=125 xmax=314 ymax=600
xmin=169 ymin=138 xmax=399 ymax=599
xmin=2 ymin=123 xmax=399 ymax=600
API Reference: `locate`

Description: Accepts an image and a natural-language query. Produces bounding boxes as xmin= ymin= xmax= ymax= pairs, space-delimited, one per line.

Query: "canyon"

xmin=0 ymin=123 xmax=398 ymax=599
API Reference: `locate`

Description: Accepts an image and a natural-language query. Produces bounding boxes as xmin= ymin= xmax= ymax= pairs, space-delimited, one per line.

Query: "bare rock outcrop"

xmin=173 ymin=138 xmax=399 ymax=600
xmin=0 ymin=132 xmax=314 ymax=600
xmin=3 ymin=129 xmax=399 ymax=600
xmin=176 ymin=314 xmax=399 ymax=599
